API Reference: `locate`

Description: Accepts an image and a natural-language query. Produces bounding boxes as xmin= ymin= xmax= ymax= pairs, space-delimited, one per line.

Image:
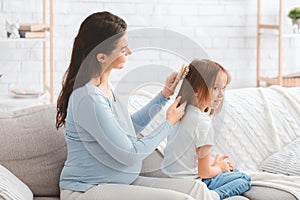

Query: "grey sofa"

xmin=0 ymin=105 xmax=65 ymax=200
xmin=0 ymin=104 xmax=297 ymax=200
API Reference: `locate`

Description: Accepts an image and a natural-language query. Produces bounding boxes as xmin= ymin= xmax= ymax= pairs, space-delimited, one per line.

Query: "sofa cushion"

xmin=0 ymin=165 xmax=33 ymax=200
xmin=243 ymin=185 xmax=297 ymax=200
xmin=258 ymin=137 xmax=300 ymax=176
xmin=0 ymin=104 xmax=67 ymax=197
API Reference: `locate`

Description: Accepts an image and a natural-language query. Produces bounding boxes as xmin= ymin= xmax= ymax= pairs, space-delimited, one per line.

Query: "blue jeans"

xmin=202 ymin=169 xmax=251 ymax=200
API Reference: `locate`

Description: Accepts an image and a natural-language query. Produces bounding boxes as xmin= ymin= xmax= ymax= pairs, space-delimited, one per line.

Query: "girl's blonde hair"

xmin=177 ymin=59 xmax=231 ymax=115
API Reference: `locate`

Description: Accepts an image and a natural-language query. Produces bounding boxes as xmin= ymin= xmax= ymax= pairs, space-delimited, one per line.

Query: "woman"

xmin=56 ymin=11 xmax=213 ymax=200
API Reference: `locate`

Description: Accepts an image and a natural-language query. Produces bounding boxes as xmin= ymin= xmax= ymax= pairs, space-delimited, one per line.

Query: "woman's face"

xmin=210 ymin=71 xmax=227 ymax=109
xmin=106 ymin=35 xmax=131 ymax=70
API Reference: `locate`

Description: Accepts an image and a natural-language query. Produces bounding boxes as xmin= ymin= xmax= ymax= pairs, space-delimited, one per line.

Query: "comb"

xmin=177 ymin=64 xmax=189 ymax=80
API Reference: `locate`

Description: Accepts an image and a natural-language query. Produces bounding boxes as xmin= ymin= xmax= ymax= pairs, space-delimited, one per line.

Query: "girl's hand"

xmin=212 ymin=154 xmax=230 ymax=173
xmin=227 ymin=161 xmax=234 ymax=172
xmin=166 ymin=96 xmax=187 ymax=125
xmin=162 ymin=72 xmax=179 ymax=98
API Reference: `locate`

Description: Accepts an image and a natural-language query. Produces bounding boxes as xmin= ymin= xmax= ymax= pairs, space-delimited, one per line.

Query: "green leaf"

xmin=288 ymin=7 xmax=300 ymax=19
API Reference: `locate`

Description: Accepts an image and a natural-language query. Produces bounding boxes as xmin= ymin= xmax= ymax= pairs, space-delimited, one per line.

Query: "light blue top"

xmin=60 ymin=82 xmax=172 ymax=192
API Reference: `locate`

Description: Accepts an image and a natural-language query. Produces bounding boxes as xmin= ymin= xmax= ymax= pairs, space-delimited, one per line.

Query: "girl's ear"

xmin=96 ymin=53 xmax=107 ymax=63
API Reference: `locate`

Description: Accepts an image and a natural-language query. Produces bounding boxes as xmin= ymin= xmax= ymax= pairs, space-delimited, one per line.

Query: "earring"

xmin=97 ymin=54 xmax=105 ymax=63
xmin=97 ymin=57 xmax=104 ymax=63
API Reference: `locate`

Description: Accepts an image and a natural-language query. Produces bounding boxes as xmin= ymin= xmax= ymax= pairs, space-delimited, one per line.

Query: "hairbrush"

xmin=177 ymin=64 xmax=189 ymax=80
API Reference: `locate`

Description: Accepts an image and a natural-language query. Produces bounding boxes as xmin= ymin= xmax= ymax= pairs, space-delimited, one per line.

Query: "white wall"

xmin=0 ymin=0 xmax=299 ymax=98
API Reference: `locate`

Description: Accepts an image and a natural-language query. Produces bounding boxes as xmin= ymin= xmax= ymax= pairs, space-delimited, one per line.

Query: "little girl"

xmin=162 ymin=59 xmax=251 ymax=200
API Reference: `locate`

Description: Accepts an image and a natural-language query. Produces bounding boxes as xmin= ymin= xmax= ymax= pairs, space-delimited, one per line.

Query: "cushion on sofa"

xmin=0 ymin=165 xmax=33 ymax=200
xmin=258 ymin=137 xmax=300 ymax=176
xmin=243 ymin=185 xmax=297 ymax=200
xmin=0 ymin=104 xmax=67 ymax=197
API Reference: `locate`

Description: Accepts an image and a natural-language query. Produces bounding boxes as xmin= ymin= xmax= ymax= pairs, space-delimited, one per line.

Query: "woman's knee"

xmin=84 ymin=183 xmax=195 ymax=200
xmin=60 ymin=189 xmax=82 ymax=200
xmin=165 ymin=190 xmax=196 ymax=200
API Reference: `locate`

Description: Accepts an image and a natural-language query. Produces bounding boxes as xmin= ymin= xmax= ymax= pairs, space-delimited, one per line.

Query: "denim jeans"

xmin=202 ymin=169 xmax=251 ymax=200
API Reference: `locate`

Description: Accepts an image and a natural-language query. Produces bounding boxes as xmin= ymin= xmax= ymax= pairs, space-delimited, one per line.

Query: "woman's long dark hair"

xmin=56 ymin=11 xmax=127 ymax=129
xmin=177 ymin=59 xmax=231 ymax=114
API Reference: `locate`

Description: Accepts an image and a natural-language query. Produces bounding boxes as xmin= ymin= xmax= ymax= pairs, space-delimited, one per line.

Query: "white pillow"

xmin=258 ymin=137 xmax=300 ymax=176
xmin=0 ymin=165 xmax=33 ymax=200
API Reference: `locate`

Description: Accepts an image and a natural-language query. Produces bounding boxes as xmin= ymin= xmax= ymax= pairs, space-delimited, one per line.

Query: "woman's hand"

xmin=166 ymin=96 xmax=187 ymax=125
xmin=162 ymin=72 xmax=180 ymax=99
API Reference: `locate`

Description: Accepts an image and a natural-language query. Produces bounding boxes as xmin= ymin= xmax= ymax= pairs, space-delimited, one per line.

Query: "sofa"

xmin=0 ymin=105 xmax=66 ymax=200
xmin=0 ymin=86 xmax=299 ymax=200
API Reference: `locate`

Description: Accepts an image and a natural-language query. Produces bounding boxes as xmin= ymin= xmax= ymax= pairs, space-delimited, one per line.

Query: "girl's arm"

xmin=197 ymin=145 xmax=230 ymax=179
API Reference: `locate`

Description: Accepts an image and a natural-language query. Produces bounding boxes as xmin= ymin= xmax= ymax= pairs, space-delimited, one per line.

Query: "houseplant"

xmin=288 ymin=7 xmax=300 ymax=28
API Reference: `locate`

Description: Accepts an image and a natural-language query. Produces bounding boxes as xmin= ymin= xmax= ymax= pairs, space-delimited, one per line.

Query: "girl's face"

xmin=106 ymin=35 xmax=131 ymax=70
xmin=210 ymin=71 xmax=227 ymax=109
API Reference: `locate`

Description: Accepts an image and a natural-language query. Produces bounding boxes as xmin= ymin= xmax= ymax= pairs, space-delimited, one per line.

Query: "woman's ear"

xmin=96 ymin=53 xmax=107 ymax=63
